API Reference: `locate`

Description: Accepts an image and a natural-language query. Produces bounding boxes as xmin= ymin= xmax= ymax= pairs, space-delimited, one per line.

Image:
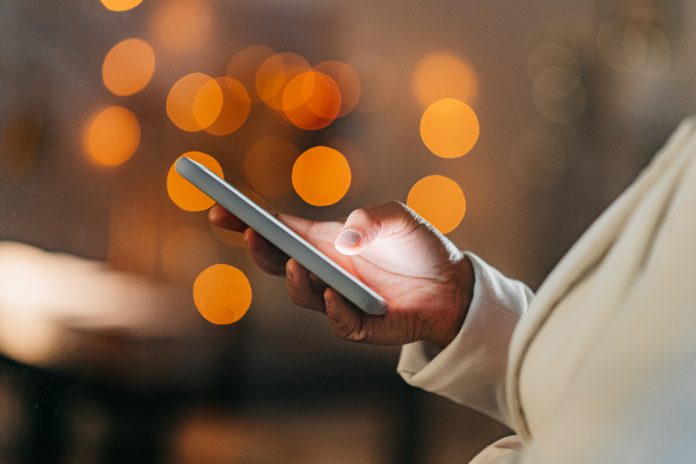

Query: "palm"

xmin=287 ymin=216 xmax=464 ymax=320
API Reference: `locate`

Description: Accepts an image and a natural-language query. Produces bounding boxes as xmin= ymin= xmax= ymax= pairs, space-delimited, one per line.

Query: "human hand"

xmin=209 ymin=201 xmax=474 ymax=347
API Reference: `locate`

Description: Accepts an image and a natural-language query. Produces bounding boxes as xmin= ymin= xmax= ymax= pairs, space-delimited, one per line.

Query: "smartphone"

xmin=175 ymin=157 xmax=387 ymax=315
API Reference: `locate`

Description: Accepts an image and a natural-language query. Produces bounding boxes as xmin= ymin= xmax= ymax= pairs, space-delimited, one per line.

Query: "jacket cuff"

xmin=397 ymin=252 xmax=531 ymax=427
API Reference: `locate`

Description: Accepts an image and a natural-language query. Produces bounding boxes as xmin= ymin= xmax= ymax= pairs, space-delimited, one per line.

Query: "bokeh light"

xmin=282 ymin=71 xmax=342 ymax=130
xmin=407 ymin=175 xmax=466 ymax=234
xmin=292 ymin=146 xmax=351 ymax=206
xmin=226 ymin=45 xmax=276 ymax=102
xmin=100 ymin=0 xmax=143 ymax=12
xmin=533 ymin=66 xmax=581 ymax=98
xmin=314 ymin=60 xmax=361 ymax=117
xmin=527 ymin=42 xmax=581 ymax=80
xmin=102 ymin=38 xmax=155 ymax=96
xmin=596 ymin=19 xmax=670 ymax=76
xmin=167 ymin=151 xmax=223 ymax=211
xmin=244 ymin=136 xmax=298 ymax=197
xmin=166 ymin=73 xmax=223 ymax=132
xmin=256 ymin=53 xmax=310 ymax=111
xmin=412 ymin=53 xmax=478 ymax=106
xmin=420 ymin=98 xmax=479 ymax=158
xmin=351 ymin=55 xmax=397 ymax=112
xmin=203 ymin=77 xmax=251 ymax=136
xmin=150 ymin=0 xmax=213 ymax=55
xmin=161 ymin=227 xmax=219 ymax=285
xmin=193 ymin=264 xmax=252 ymax=325
xmin=84 ymin=106 xmax=140 ymax=166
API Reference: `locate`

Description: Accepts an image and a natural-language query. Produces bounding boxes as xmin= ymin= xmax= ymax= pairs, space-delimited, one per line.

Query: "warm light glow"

xmin=314 ymin=60 xmax=361 ymax=117
xmin=420 ymin=98 xmax=479 ymax=158
xmin=203 ymin=77 xmax=251 ymax=136
xmin=226 ymin=45 xmax=276 ymax=102
xmin=412 ymin=53 xmax=478 ymax=106
xmin=85 ymin=106 xmax=140 ymax=166
xmin=166 ymin=73 xmax=222 ymax=132
xmin=350 ymin=55 xmax=397 ymax=112
xmin=292 ymin=146 xmax=351 ymax=206
xmin=244 ymin=136 xmax=298 ymax=197
xmin=193 ymin=264 xmax=252 ymax=325
xmin=150 ymin=0 xmax=213 ymax=55
xmin=191 ymin=78 xmax=225 ymax=131
xmin=167 ymin=151 xmax=224 ymax=211
xmin=407 ymin=175 xmax=466 ymax=234
xmin=102 ymin=38 xmax=155 ymax=96
xmin=282 ymin=71 xmax=341 ymax=130
xmin=161 ymin=227 xmax=219 ymax=285
xmin=100 ymin=0 xmax=143 ymax=12
xmin=256 ymin=52 xmax=310 ymax=111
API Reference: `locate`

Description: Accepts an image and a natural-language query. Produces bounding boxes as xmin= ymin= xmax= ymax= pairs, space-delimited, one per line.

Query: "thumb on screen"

xmin=334 ymin=201 xmax=411 ymax=256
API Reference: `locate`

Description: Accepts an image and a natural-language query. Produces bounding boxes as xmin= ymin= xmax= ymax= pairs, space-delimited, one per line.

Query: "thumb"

xmin=334 ymin=201 xmax=414 ymax=255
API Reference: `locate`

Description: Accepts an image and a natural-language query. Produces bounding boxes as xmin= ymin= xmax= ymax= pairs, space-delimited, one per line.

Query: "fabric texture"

xmin=397 ymin=117 xmax=696 ymax=463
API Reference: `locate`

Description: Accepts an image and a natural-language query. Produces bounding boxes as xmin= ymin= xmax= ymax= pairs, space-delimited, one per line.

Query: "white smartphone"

xmin=176 ymin=157 xmax=387 ymax=315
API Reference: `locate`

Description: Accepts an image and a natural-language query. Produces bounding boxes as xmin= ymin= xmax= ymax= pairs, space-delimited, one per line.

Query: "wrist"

xmin=428 ymin=254 xmax=475 ymax=348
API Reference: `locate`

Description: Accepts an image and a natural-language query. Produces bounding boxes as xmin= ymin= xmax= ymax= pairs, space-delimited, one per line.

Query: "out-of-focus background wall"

xmin=0 ymin=0 xmax=692 ymax=462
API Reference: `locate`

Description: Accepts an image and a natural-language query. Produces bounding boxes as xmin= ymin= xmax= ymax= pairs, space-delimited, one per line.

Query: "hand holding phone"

xmin=178 ymin=156 xmax=474 ymax=346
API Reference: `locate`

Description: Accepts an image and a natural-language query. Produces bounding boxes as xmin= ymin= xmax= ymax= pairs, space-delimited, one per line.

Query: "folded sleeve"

xmin=397 ymin=252 xmax=533 ymax=428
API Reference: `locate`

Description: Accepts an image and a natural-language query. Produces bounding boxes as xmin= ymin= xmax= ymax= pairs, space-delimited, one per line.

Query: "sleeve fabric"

xmin=397 ymin=252 xmax=533 ymax=428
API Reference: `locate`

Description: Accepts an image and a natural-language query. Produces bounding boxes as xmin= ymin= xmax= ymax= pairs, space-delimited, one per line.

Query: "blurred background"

xmin=0 ymin=0 xmax=693 ymax=462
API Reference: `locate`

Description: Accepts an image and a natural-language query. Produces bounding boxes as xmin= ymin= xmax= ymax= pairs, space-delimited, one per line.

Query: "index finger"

xmin=209 ymin=204 xmax=247 ymax=232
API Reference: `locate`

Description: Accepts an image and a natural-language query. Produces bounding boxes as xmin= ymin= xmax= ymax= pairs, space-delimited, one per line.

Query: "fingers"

xmin=323 ymin=288 xmax=372 ymax=342
xmin=285 ymin=259 xmax=327 ymax=312
xmin=209 ymin=204 xmax=247 ymax=232
xmin=244 ymin=228 xmax=288 ymax=276
xmin=335 ymin=201 xmax=415 ymax=255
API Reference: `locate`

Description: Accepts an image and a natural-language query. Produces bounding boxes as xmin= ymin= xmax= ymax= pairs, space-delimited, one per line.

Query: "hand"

xmin=209 ymin=201 xmax=474 ymax=347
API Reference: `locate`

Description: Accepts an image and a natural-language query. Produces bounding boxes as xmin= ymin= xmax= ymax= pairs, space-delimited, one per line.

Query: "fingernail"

xmin=336 ymin=229 xmax=361 ymax=248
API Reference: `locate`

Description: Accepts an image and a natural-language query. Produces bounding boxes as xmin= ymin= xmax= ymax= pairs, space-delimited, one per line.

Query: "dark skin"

xmin=209 ymin=200 xmax=475 ymax=348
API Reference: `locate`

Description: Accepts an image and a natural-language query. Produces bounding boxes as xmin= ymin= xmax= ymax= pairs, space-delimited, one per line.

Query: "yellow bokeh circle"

xmin=193 ymin=264 xmax=252 ymax=325
xmin=102 ymin=38 xmax=155 ymax=96
xmin=407 ymin=175 xmax=466 ymax=234
xmin=85 ymin=106 xmax=140 ymax=166
xmin=167 ymin=151 xmax=223 ymax=211
xmin=292 ymin=146 xmax=351 ymax=206
xmin=420 ymin=98 xmax=480 ymax=158
xmin=100 ymin=0 xmax=143 ymax=12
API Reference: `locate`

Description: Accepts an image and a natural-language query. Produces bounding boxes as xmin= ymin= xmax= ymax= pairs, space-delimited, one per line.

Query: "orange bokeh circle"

xmin=167 ymin=151 xmax=224 ymax=211
xmin=282 ymin=71 xmax=342 ymax=130
xmin=193 ymin=264 xmax=252 ymax=325
xmin=85 ymin=106 xmax=140 ymax=166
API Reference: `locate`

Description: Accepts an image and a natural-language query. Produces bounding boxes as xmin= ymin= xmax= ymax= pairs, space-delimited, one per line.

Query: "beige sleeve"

xmin=397 ymin=252 xmax=532 ymax=428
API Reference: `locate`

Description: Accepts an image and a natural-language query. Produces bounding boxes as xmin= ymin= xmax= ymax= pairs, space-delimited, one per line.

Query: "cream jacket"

xmin=398 ymin=117 xmax=696 ymax=463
